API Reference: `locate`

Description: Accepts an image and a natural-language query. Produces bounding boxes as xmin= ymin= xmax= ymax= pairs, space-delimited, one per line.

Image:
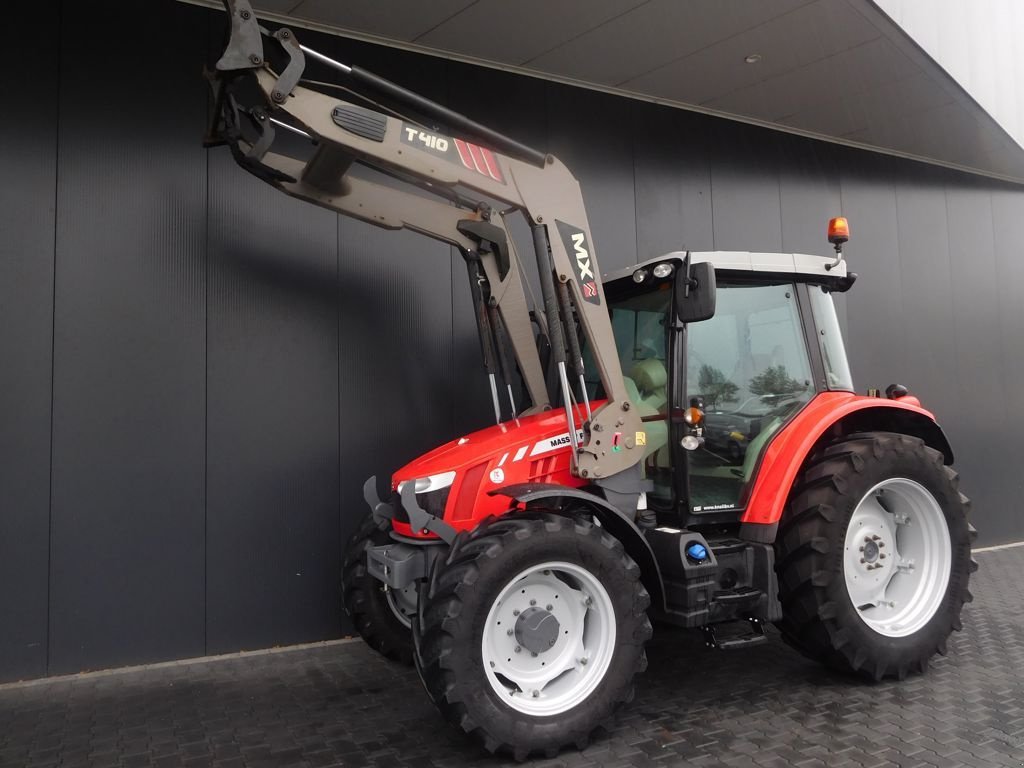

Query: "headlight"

xmin=399 ymin=471 xmax=456 ymax=494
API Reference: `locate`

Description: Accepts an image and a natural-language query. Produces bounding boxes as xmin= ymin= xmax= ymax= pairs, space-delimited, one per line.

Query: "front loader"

xmin=205 ymin=2 xmax=977 ymax=758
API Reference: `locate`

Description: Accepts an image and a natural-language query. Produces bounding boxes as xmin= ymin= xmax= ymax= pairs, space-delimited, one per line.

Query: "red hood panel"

xmin=392 ymin=404 xmax=597 ymax=487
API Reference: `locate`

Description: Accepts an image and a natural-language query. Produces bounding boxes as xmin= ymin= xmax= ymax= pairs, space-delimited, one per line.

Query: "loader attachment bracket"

xmin=457 ymin=219 xmax=511 ymax=281
xmin=400 ymin=483 xmax=458 ymax=544
xmin=268 ymin=28 xmax=305 ymax=105
xmin=216 ymin=0 xmax=264 ymax=72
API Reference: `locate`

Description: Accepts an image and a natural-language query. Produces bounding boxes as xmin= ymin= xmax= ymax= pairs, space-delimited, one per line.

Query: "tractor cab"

xmin=590 ymin=251 xmax=856 ymax=532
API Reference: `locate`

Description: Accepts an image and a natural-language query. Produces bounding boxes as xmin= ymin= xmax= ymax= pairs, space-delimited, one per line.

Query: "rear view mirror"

xmin=675 ymin=261 xmax=716 ymax=323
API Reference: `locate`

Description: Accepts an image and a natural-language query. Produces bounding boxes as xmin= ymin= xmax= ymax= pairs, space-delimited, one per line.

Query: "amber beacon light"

xmin=825 ymin=216 xmax=849 ymax=271
xmin=828 ymin=216 xmax=850 ymax=246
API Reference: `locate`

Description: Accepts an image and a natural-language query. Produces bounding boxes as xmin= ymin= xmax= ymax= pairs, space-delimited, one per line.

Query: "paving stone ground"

xmin=2 ymin=547 xmax=1023 ymax=768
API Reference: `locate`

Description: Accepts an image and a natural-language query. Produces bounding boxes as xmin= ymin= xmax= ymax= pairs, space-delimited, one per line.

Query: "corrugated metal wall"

xmin=2 ymin=0 xmax=1022 ymax=681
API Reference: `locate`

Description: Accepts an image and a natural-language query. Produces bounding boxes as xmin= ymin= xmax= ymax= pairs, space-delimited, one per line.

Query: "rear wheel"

xmin=775 ymin=431 xmax=977 ymax=680
xmin=341 ymin=512 xmax=415 ymax=665
xmin=414 ymin=513 xmax=652 ymax=759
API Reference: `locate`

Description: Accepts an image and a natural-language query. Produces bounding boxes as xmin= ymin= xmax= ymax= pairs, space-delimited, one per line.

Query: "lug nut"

xmin=859 ymin=546 xmax=865 ymax=552
xmin=878 ymin=542 xmax=885 ymax=548
xmin=860 ymin=558 xmax=866 ymax=564
xmin=507 ymin=629 xmax=513 ymax=636
xmin=546 ymin=604 xmax=553 ymax=611
xmin=512 ymin=609 xmax=520 ymax=616
xmin=514 ymin=646 xmax=521 ymax=653
xmin=579 ymin=657 xmax=588 ymax=665
xmin=872 ymin=535 xmax=880 ymax=541
xmin=879 ymin=554 xmax=886 ymax=559
xmin=532 ymin=690 xmax=540 ymax=698
xmin=531 ymin=652 xmax=538 ymax=657
xmin=530 ymin=599 xmax=537 ymax=606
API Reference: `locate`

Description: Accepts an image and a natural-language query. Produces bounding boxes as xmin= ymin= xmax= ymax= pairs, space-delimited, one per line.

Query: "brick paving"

xmin=1 ymin=547 xmax=1022 ymax=768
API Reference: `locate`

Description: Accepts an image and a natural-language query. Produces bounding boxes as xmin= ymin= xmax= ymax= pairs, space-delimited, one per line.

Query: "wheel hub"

xmin=862 ymin=539 xmax=880 ymax=563
xmin=514 ymin=606 xmax=560 ymax=654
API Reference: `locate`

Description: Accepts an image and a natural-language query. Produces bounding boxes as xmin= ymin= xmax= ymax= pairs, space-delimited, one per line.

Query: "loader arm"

xmin=206 ymin=0 xmax=645 ymax=485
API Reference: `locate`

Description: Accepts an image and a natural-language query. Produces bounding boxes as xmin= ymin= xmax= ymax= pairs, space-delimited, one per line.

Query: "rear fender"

xmin=739 ymin=393 xmax=953 ymax=540
xmin=490 ymin=483 xmax=666 ymax=612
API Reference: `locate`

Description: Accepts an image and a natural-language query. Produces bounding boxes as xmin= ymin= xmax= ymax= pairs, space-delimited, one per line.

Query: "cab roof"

xmin=604 ymin=251 xmax=847 ymax=284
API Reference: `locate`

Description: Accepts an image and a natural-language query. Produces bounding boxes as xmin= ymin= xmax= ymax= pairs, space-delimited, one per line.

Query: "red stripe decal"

xmin=467 ymin=143 xmax=488 ymax=175
xmin=453 ymin=138 xmax=474 ymax=171
xmin=481 ymin=148 xmax=504 ymax=182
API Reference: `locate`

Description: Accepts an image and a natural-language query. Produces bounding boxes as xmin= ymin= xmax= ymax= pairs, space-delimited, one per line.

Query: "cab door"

xmin=681 ymin=279 xmax=816 ymax=523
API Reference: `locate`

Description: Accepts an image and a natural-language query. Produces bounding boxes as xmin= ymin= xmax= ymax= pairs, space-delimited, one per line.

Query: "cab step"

xmin=701 ymin=618 xmax=767 ymax=650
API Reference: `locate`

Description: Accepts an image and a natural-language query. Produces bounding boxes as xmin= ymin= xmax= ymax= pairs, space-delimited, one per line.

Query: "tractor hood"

xmin=392 ymin=405 xmax=595 ymax=488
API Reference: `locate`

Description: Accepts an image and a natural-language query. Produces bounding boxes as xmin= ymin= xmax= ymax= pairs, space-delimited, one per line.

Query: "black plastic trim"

xmin=331 ymin=104 xmax=387 ymax=142
xmin=739 ymin=520 xmax=779 ymax=544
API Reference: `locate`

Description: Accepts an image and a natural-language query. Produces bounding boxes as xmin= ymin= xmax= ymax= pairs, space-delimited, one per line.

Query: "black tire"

xmin=342 ymin=512 xmax=415 ymax=665
xmin=775 ymin=431 xmax=977 ymax=681
xmin=414 ymin=512 xmax=652 ymax=760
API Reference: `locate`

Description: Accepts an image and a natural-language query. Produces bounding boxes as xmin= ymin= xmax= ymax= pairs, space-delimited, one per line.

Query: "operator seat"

xmin=627 ymin=358 xmax=669 ymax=468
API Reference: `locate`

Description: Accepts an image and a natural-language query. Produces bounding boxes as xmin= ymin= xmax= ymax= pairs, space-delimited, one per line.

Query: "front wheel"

xmin=341 ymin=512 xmax=415 ymax=665
xmin=414 ymin=513 xmax=652 ymax=759
xmin=775 ymin=431 xmax=977 ymax=680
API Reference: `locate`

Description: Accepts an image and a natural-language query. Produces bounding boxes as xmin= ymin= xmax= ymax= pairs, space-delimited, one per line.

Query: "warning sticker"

xmin=636 ymin=431 xmax=647 ymax=446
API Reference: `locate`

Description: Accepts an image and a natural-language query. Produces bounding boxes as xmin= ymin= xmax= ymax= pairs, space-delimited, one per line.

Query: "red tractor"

xmin=207 ymin=3 xmax=976 ymax=759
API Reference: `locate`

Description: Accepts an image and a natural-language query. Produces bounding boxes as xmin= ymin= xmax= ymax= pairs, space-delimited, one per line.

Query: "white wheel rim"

xmin=385 ymin=583 xmax=417 ymax=629
xmin=481 ymin=561 xmax=616 ymax=716
xmin=843 ymin=478 xmax=951 ymax=638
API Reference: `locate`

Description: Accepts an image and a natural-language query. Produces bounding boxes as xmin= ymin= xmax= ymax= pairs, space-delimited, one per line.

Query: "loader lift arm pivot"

xmin=207 ymin=0 xmax=645 ymax=486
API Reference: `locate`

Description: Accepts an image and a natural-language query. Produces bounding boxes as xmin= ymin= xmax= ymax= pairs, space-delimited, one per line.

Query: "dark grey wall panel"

xmin=837 ymin=156 xmax=906 ymax=389
xmin=633 ymin=103 xmax=715 ymax=260
xmin=0 ymin=3 xmax=58 ymax=681
xmin=47 ymin=0 xmax=208 ymax=673
xmin=989 ymin=188 xmax=1024 ymax=544
xmin=205 ymin=153 xmax=341 ymax=652
xmin=944 ymin=180 xmax=1012 ymax=544
xmin=777 ymin=136 xmax=843 ymax=255
xmin=708 ymin=121 xmax=783 ymax=252
xmin=892 ymin=171 xmax=957 ymax=410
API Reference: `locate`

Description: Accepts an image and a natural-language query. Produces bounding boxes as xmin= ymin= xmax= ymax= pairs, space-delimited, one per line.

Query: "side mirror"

xmin=675 ymin=261 xmax=716 ymax=324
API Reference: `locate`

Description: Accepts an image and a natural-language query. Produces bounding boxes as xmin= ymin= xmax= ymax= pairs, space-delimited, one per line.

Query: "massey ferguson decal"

xmin=555 ymin=221 xmax=600 ymax=305
xmin=528 ymin=430 xmax=587 ymax=458
xmin=400 ymin=125 xmax=505 ymax=184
